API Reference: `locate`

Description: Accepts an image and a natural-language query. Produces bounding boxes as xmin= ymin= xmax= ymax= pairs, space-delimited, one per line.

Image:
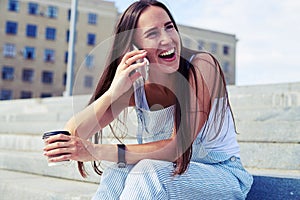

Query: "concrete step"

xmin=236 ymin=121 xmax=300 ymax=143
xmin=0 ymin=121 xmax=66 ymax=134
xmin=0 ymin=169 xmax=98 ymax=200
xmin=232 ymin=106 xmax=300 ymax=121
xmin=0 ymin=95 xmax=88 ymax=115
xmin=227 ymin=82 xmax=300 ymax=109
xmin=0 ymin=131 xmax=138 ymax=152
xmin=0 ymin=149 xmax=100 ymax=183
xmin=1 ymin=169 xmax=299 ymax=200
xmin=239 ymin=142 xmax=300 ymax=171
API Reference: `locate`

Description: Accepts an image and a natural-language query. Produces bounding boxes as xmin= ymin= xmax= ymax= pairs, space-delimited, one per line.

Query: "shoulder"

xmin=190 ymin=52 xmax=219 ymax=71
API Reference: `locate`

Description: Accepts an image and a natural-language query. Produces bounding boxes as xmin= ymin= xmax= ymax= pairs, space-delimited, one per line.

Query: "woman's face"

xmin=134 ymin=6 xmax=181 ymax=74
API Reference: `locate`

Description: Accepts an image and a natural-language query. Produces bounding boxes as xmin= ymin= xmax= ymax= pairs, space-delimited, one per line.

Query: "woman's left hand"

xmin=43 ymin=134 xmax=96 ymax=163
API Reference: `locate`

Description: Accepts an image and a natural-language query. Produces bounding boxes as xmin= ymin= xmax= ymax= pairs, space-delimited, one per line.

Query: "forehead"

xmin=137 ymin=6 xmax=171 ymax=28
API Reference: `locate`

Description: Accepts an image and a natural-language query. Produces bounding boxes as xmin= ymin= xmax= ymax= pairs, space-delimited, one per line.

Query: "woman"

xmin=43 ymin=0 xmax=253 ymax=199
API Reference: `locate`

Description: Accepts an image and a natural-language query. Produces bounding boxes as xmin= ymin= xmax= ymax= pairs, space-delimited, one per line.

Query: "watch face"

xmin=118 ymin=162 xmax=126 ymax=168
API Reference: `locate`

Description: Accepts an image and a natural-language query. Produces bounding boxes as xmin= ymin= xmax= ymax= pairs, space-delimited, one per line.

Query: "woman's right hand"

xmin=107 ymin=49 xmax=148 ymax=101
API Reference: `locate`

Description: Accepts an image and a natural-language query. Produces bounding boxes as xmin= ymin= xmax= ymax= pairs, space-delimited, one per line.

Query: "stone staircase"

xmin=0 ymin=82 xmax=300 ymax=199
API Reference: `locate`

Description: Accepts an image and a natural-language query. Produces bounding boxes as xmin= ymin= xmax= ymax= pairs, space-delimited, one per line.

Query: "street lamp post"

xmin=65 ymin=0 xmax=78 ymax=96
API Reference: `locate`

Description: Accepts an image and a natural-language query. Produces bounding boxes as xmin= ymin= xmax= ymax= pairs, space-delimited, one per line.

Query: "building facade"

xmin=0 ymin=0 xmax=237 ymax=100
xmin=179 ymin=25 xmax=237 ymax=85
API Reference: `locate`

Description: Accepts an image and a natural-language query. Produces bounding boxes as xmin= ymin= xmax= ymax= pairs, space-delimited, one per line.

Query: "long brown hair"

xmin=77 ymin=0 xmax=231 ymax=177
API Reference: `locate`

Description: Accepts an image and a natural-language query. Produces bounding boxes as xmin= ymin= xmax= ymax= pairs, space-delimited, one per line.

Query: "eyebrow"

xmin=143 ymin=21 xmax=173 ymax=36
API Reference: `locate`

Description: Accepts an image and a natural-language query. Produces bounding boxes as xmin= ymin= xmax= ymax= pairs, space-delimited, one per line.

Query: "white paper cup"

xmin=43 ymin=130 xmax=71 ymax=166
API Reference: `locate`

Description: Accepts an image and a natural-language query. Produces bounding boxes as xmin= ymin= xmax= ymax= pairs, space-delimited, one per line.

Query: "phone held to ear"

xmin=132 ymin=44 xmax=149 ymax=81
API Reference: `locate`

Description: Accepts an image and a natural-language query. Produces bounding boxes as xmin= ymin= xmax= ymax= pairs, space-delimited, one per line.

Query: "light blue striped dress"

xmin=92 ymin=63 xmax=253 ymax=200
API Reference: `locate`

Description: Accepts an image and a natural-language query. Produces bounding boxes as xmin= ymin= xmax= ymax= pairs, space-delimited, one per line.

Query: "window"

xmin=64 ymin=51 xmax=68 ymax=63
xmin=22 ymin=69 xmax=34 ymax=82
xmin=84 ymin=75 xmax=93 ymax=88
xmin=2 ymin=66 xmax=14 ymax=80
xmin=88 ymin=13 xmax=97 ymax=24
xmin=41 ymin=93 xmax=52 ymax=98
xmin=44 ymin=49 xmax=55 ymax=62
xmin=24 ymin=46 xmax=35 ymax=59
xmin=20 ymin=91 xmax=32 ymax=99
xmin=8 ymin=0 xmax=19 ymax=12
xmin=222 ymin=61 xmax=230 ymax=73
xmin=63 ymin=73 xmax=67 ymax=86
xmin=68 ymin=9 xmax=71 ymax=21
xmin=210 ymin=42 xmax=218 ymax=54
xmin=85 ymin=55 xmax=94 ymax=69
xmin=198 ymin=40 xmax=205 ymax=50
xmin=45 ymin=27 xmax=56 ymax=40
xmin=42 ymin=71 xmax=53 ymax=84
xmin=0 ymin=89 xmax=13 ymax=100
xmin=3 ymin=43 xmax=16 ymax=57
xmin=28 ymin=2 xmax=38 ymax=15
xmin=183 ymin=38 xmax=191 ymax=48
xmin=6 ymin=21 xmax=18 ymax=35
xmin=87 ymin=33 xmax=96 ymax=45
xmin=26 ymin=24 xmax=37 ymax=38
xmin=47 ymin=6 xmax=58 ymax=18
xmin=223 ymin=45 xmax=230 ymax=55
xmin=66 ymin=30 xmax=70 ymax=42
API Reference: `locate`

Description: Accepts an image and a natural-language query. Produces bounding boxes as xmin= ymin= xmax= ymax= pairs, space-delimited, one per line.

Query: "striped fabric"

xmin=92 ymin=59 xmax=253 ymax=199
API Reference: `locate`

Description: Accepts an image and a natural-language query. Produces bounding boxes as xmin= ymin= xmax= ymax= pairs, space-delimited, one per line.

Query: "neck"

xmin=146 ymin=70 xmax=176 ymax=91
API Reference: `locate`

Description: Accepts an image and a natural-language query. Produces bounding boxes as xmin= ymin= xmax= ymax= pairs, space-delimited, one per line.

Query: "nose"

xmin=159 ymin=29 xmax=172 ymax=46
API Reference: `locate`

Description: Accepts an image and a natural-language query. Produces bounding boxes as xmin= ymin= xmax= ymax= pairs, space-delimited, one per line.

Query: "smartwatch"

xmin=117 ymin=144 xmax=126 ymax=168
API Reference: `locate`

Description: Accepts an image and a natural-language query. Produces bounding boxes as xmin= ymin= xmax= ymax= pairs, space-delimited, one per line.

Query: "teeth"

xmin=160 ymin=48 xmax=175 ymax=57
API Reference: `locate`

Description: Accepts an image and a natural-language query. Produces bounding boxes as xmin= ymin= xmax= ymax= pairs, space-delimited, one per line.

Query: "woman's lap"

xmin=93 ymin=158 xmax=252 ymax=200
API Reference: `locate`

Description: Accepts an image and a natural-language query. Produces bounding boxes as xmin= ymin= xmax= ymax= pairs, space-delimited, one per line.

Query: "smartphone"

xmin=132 ymin=44 xmax=149 ymax=81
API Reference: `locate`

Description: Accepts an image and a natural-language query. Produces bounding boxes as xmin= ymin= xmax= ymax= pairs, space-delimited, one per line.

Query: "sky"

xmin=108 ymin=0 xmax=300 ymax=86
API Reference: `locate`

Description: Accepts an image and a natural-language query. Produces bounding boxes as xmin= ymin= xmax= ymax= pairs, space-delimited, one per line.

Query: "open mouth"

xmin=158 ymin=48 xmax=176 ymax=59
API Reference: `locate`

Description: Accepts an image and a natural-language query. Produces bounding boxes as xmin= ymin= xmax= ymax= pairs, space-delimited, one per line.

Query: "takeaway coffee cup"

xmin=42 ymin=130 xmax=71 ymax=166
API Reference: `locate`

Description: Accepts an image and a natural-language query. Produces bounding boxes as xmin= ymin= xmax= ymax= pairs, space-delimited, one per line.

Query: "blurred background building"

xmin=0 ymin=0 xmax=237 ymax=100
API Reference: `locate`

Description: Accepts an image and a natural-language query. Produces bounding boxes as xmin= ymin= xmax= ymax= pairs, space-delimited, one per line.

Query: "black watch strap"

xmin=117 ymin=144 xmax=126 ymax=168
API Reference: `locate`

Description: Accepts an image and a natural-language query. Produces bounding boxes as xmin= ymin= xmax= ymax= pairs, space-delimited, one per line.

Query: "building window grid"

xmin=41 ymin=93 xmax=52 ymax=98
xmin=22 ymin=69 xmax=34 ymax=82
xmin=26 ymin=24 xmax=37 ymax=38
xmin=2 ymin=66 xmax=14 ymax=80
xmin=8 ymin=0 xmax=19 ymax=12
xmin=87 ymin=33 xmax=96 ymax=45
xmin=3 ymin=43 xmax=16 ymax=57
xmin=85 ymin=54 xmax=94 ymax=69
xmin=84 ymin=75 xmax=93 ymax=88
xmin=47 ymin=6 xmax=58 ymax=18
xmin=210 ymin=42 xmax=218 ymax=54
xmin=223 ymin=45 xmax=230 ymax=56
xmin=0 ymin=89 xmax=13 ymax=100
xmin=20 ymin=91 xmax=32 ymax=99
xmin=24 ymin=46 xmax=35 ymax=60
xmin=6 ymin=21 xmax=18 ymax=35
xmin=88 ymin=13 xmax=97 ymax=24
xmin=42 ymin=71 xmax=54 ymax=84
xmin=28 ymin=2 xmax=38 ymax=15
xmin=46 ymin=27 xmax=56 ymax=40
xmin=44 ymin=49 xmax=55 ymax=62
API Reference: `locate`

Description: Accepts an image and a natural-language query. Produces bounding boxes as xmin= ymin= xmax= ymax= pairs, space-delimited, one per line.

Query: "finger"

xmin=45 ymin=134 xmax=70 ymax=144
xmin=48 ymin=153 xmax=71 ymax=163
xmin=125 ymin=60 xmax=148 ymax=75
xmin=44 ymin=147 xmax=70 ymax=157
xmin=121 ymin=50 xmax=147 ymax=68
xmin=43 ymin=141 xmax=69 ymax=151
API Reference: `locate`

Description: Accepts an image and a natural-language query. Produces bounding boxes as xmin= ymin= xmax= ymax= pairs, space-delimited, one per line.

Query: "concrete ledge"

xmin=1 ymin=169 xmax=299 ymax=200
xmin=0 ymin=169 xmax=98 ymax=200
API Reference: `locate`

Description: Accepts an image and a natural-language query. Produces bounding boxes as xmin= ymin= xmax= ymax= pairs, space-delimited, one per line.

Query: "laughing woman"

xmin=43 ymin=0 xmax=253 ymax=199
